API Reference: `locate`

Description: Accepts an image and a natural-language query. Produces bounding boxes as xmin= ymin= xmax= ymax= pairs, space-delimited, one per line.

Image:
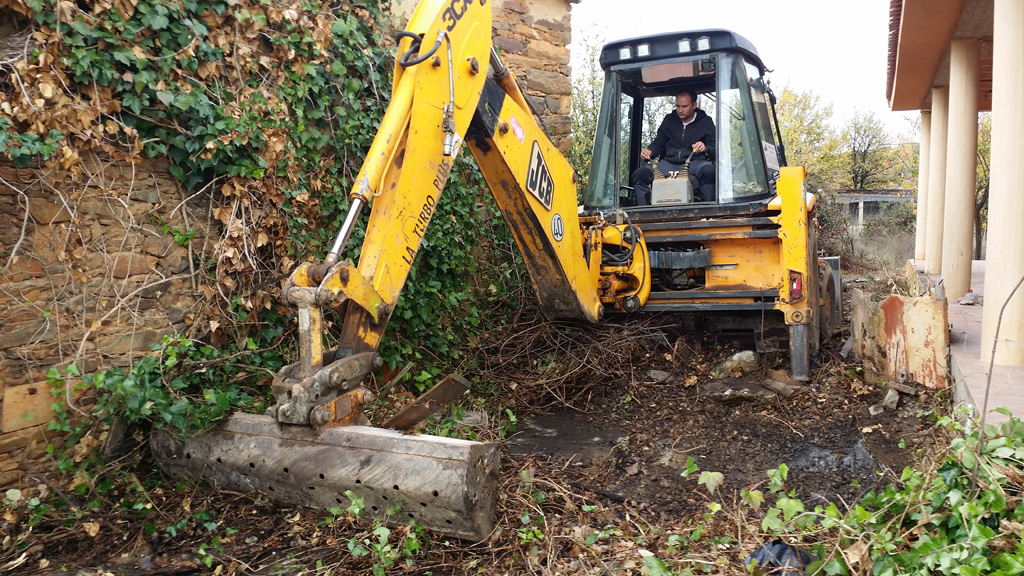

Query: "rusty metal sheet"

xmin=849 ymin=288 xmax=949 ymax=389
xmin=383 ymin=374 xmax=471 ymax=432
xmin=151 ymin=414 xmax=499 ymax=541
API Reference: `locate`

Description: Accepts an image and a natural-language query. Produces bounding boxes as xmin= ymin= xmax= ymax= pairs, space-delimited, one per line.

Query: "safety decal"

xmin=551 ymin=213 xmax=564 ymax=242
xmin=526 ymin=141 xmax=554 ymax=211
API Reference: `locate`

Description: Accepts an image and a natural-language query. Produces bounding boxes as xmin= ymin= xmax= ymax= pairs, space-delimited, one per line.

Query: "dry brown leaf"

xmin=83 ymin=522 xmax=100 ymax=537
xmin=197 ymin=61 xmax=218 ymax=79
xmin=212 ymin=205 xmax=233 ymax=225
xmin=841 ymin=540 xmax=869 ymax=568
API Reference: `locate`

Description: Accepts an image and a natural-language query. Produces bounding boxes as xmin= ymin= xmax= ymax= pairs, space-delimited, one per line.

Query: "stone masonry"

xmin=393 ymin=0 xmax=576 ymax=152
xmin=0 ymin=155 xmax=212 ymax=485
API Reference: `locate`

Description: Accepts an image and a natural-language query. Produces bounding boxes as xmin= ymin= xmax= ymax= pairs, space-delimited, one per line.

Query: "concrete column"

xmin=941 ymin=40 xmax=980 ymax=300
xmin=915 ymin=111 xmax=931 ymax=261
xmin=982 ymin=0 xmax=1024 ymax=365
xmin=925 ymin=87 xmax=949 ymax=274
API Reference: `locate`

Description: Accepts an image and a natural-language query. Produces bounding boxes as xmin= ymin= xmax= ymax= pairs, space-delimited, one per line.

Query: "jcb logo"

xmin=526 ymin=141 xmax=553 ymax=211
xmin=442 ymin=0 xmax=482 ymax=31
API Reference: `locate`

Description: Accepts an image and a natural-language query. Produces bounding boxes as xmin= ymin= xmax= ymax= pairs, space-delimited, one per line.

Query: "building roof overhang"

xmin=886 ymin=0 xmax=993 ymax=112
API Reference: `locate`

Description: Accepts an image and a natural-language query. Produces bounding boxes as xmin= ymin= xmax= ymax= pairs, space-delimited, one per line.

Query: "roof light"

xmin=696 ymin=36 xmax=711 ymax=51
xmin=636 ymin=43 xmax=650 ymax=57
xmin=618 ymin=46 xmax=632 ymax=60
xmin=677 ymin=38 xmax=691 ymax=53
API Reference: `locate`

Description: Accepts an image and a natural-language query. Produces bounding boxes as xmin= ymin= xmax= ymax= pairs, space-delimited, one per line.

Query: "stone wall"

xmin=393 ymin=0 xmax=575 ymax=151
xmin=0 ymin=0 xmax=577 ymax=482
xmin=0 ymin=155 xmax=212 ymax=483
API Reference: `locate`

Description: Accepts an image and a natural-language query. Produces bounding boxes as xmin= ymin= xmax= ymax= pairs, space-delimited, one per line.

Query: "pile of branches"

xmin=465 ymin=301 xmax=704 ymax=412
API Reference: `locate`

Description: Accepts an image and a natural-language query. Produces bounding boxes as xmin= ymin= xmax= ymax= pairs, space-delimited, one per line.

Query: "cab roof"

xmin=599 ymin=29 xmax=766 ymax=75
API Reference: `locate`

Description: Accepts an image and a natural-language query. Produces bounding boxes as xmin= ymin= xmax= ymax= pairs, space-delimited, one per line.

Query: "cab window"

xmin=715 ymin=55 xmax=769 ymax=201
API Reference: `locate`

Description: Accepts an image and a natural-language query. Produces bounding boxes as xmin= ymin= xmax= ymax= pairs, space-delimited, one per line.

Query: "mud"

xmin=507 ymin=352 xmax=936 ymax=518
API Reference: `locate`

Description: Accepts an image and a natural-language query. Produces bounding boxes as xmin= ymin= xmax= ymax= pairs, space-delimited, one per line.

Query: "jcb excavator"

xmin=153 ymin=0 xmax=841 ymax=541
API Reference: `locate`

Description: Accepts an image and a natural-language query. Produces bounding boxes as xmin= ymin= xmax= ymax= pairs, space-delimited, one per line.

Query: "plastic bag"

xmin=743 ymin=540 xmax=817 ymax=575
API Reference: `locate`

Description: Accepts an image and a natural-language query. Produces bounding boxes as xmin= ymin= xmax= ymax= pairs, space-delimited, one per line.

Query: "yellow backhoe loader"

xmin=152 ymin=0 xmax=841 ymax=541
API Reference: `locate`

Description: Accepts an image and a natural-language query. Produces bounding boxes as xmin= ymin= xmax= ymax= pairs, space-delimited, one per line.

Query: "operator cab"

xmin=581 ymin=29 xmax=785 ymax=214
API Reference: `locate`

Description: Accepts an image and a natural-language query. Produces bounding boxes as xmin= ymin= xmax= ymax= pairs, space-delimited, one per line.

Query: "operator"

xmin=630 ymin=88 xmax=716 ymax=204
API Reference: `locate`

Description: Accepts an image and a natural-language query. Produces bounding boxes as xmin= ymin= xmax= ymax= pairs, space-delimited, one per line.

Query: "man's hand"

xmin=692 ymin=141 xmax=706 ymax=154
xmin=640 ymin=148 xmax=652 ymax=160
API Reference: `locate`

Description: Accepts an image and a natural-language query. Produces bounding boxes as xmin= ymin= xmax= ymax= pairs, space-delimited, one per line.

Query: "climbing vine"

xmin=1 ymin=0 xmax=522 ymax=409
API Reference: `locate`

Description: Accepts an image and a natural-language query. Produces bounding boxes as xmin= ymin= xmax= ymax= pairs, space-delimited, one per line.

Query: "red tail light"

xmin=789 ymin=270 xmax=803 ymax=301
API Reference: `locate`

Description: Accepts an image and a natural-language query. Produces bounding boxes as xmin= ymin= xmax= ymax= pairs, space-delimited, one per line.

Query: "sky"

xmin=569 ymin=0 xmax=919 ymax=139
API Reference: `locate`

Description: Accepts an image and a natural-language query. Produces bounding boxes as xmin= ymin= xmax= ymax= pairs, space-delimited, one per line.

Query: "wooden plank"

xmin=2 ymin=382 xmax=56 ymax=433
xmin=383 ymin=374 xmax=471 ymax=432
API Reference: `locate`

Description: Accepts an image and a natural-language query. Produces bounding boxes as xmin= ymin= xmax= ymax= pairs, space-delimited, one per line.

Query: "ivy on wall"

xmin=0 ymin=0 xmax=524 ymax=424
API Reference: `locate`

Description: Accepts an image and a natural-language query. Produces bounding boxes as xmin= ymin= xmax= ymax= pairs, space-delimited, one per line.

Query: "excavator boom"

xmin=154 ymin=0 xmax=651 ymax=540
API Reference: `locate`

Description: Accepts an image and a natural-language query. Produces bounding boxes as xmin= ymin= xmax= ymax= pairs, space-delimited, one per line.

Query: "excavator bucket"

xmin=151 ymin=413 xmax=500 ymax=540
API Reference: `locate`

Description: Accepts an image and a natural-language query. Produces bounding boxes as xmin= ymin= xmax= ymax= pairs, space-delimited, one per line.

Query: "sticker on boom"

xmin=526 ymin=141 xmax=554 ymax=211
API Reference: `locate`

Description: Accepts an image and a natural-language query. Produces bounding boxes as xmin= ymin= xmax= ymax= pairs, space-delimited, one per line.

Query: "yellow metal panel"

xmin=467 ymin=86 xmax=603 ymax=321
xmin=340 ymin=1 xmax=492 ymax=351
xmin=777 ymin=166 xmax=812 ymax=324
xmin=704 ymin=238 xmax=782 ymax=291
xmin=318 ymin=262 xmax=385 ymax=324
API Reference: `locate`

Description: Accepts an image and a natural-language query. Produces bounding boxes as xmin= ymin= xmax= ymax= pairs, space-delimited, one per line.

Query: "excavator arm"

xmin=154 ymin=0 xmax=650 ymax=541
xmin=268 ymin=0 xmax=650 ymax=429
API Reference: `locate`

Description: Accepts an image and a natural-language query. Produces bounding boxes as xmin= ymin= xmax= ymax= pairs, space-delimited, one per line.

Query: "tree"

xmin=844 ymin=110 xmax=897 ymax=190
xmin=568 ymin=32 xmax=605 ymax=196
xmin=774 ymin=87 xmax=846 ymax=192
xmin=974 ymin=112 xmax=991 ymax=259
xmin=774 ymin=87 xmax=852 ymax=255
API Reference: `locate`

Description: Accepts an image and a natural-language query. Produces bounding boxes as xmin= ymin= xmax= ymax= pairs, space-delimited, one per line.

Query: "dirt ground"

xmin=507 ymin=345 xmax=933 ymax=521
xmin=1 ymin=280 xmax=948 ymax=575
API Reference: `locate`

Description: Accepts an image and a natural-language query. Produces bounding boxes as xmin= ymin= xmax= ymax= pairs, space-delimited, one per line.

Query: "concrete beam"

xmin=889 ymin=0 xmax=967 ymax=110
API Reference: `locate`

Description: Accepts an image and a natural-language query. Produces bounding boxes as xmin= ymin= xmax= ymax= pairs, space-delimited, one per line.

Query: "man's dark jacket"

xmin=647 ymin=108 xmax=716 ymax=164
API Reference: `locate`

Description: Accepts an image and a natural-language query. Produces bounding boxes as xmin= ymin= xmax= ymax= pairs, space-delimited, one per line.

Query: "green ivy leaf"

xmin=149 ymin=14 xmax=169 ymax=29
xmin=681 ymin=456 xmax=699 ymax=477
xmin=697 ymin=470 xmax=723 ymax=495
xmin=638 ymin=550 xmax=671 ymax=576
xmin=741 ymin=488 xmax=764 ymax=510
